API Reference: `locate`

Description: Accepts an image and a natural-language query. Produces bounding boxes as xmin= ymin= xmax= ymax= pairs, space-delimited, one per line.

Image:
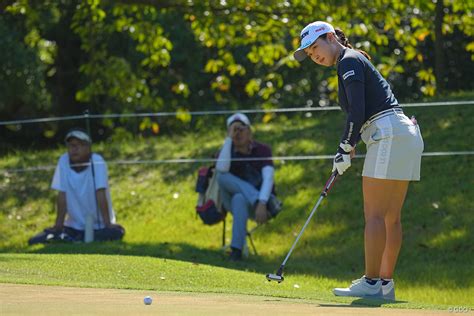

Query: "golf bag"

xmin=195 ymin=166 xmax=225 ymax=225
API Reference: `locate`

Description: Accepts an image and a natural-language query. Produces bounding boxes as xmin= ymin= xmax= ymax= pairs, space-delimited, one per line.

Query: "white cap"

xmin=65 ymin=129 xmax=91 ymax=143
xmin=226 ymin=113 xmax=251 ymax=127
xmin=294 ymin=21 xmax=335 ymax=62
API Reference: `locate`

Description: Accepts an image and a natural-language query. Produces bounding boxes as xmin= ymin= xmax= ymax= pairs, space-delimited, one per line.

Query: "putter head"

xmin=266 ymin=273 xmax=284 ymax=283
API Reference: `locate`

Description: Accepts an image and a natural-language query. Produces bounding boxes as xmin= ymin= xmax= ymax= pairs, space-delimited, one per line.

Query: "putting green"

xmin=0 ymin=283 xmax=458 ymax=315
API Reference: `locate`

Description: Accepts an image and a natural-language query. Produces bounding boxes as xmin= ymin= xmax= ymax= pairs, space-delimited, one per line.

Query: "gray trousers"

xmin=217 ymin=172 xmax=259 ymax=250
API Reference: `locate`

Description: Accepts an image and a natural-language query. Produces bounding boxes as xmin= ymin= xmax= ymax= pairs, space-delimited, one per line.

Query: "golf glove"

xmin=332 ymin=142 xmax=353 ymax=175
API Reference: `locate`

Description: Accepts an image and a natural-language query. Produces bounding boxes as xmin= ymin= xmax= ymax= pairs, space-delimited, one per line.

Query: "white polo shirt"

xmin=51 ymin=153 xmax=116 ymax=230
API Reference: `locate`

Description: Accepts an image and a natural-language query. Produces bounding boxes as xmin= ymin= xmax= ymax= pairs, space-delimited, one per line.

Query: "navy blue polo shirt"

xmin=337 ymin=48 xmax=398 ymax=149
xmin=230 ymin=141 xmax=274 ymax=191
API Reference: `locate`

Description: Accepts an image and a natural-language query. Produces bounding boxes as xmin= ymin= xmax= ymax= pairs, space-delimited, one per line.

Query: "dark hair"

xmin=321 ymin=28 xmax=371 ymax=60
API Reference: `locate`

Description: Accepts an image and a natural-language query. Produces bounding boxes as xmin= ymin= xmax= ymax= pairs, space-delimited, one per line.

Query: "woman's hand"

xmin=350 ymin=147 xmax=356 ymax=159
xmin=332 ymin=142 xmax=354 ymax=175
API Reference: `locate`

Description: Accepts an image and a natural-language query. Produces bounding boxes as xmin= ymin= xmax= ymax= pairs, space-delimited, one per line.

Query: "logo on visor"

xmin=314 ymin=27 xmax=325 ymax=33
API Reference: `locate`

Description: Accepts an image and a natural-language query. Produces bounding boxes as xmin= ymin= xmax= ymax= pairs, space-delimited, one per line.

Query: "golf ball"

xmin=144 ymin=296 xmax=152 ymax=305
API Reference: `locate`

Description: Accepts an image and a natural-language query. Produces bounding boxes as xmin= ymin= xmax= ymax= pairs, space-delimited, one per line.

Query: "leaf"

xmin=227 ymin=64 xmax=246 ymax=76
xmin=262 ymin=113 xmax=273 ymax=123
xmin=211 ymin=75 xmax=230 ymax=92
xmin=152 ymin=122 xmax=160 ymax=134
xmin=43 ymin=130 xmax=56 ymax=138
xmin=204 ymin=59 xmax=224 ymax=73
xmin=245 ymin=79 xmax=261 ymax=97
xmin=416 ymin=31 xmax=429 ymax=41
xmin=404 ymin=46 xmax=417 ymax=61
xmin=466 ymin=42 xmax=474 ymax=52
xmin=139 ymin=117 xmax=151 ymax=131
xmin=171 ymin=82 xmax=190 ymax=97
xmin=176 ymin=108 xmax=191 ymax=123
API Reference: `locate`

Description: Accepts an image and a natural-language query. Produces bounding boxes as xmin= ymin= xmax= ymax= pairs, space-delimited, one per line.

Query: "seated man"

xmin=216 ymin=113 xmax=281 ymax=261
xmin=28 ymin=129 xmax=125 ymax=245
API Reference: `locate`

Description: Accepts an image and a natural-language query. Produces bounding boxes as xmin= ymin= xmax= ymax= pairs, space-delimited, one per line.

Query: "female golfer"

xmin=293 ymin=21 xmax=424 ymax=300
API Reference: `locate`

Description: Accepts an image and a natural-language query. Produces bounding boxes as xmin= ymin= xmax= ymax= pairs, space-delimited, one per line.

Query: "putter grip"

xmin=321 ymin=170 xmax=338 ymax=197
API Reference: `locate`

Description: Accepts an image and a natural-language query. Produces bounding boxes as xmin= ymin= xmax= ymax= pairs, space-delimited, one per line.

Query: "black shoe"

xmin=267 ymin=195 xmax=283 ymax=218
xmin=229 ymin=247 xmax=242 ymax=261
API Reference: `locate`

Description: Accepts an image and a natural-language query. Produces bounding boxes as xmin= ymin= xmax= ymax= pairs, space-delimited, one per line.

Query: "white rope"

xmin=2 ymin=151 xmax=473 ymax=174
xmin=1 ymin=100 xmax=473 ymax=126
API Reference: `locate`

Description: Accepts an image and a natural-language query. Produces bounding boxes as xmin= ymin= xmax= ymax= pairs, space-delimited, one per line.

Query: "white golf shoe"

xmin=381 ymin=279 xmax=396 ymax=300
xmin=333 ymin=276 xmax=382 ymax=298
xmin=350 ymin=275 xmax=396 ymax=300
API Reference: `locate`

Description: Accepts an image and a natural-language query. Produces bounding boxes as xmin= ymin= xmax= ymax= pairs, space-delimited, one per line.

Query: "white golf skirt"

xmin=360 ymin=108 xmax=424 ymax=181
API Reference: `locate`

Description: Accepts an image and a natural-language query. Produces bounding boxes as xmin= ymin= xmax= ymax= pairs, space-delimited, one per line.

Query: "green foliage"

xmin=0 ymin=14 xmax=51 ymax=117
xmin=1 ymin=0 xmax=473 ymax=145
xmin=71 ymin=2 xmax=171 ymax=111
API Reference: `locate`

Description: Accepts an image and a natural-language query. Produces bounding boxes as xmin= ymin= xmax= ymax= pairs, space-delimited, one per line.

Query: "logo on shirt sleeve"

xmin=342 ymin=70 xmax=355 ymax=80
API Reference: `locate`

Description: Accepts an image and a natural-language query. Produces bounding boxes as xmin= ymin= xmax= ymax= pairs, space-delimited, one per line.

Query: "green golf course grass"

xmin=1 ymin=99 xmax=473 ymax=310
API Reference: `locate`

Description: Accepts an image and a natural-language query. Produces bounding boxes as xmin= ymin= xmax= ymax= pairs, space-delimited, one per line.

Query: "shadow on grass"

xmin=349 ymin=298 xmax=408 ymax=307
xmin=14 ymin=240 xmax=284 ymax=275
xmin=319 ymin=297 xmax=408 ymax=308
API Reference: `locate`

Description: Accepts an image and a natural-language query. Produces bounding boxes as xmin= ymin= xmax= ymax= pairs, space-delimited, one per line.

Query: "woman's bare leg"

xmin=363 ymin=177 xmax=409 ymax=279
xmin=380 ymin=180 xmax=408 ymax=279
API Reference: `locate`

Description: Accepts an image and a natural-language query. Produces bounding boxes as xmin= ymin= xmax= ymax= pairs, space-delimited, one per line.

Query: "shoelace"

xmin=352 ymin=276 xmax=386 ymax=286
xmin=352 ymin=276 xmax=366 ymax=284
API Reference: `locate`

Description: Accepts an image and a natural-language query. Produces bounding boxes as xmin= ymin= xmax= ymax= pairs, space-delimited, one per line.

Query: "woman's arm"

xmin=340 ymin=78 xmax=366 ymax=152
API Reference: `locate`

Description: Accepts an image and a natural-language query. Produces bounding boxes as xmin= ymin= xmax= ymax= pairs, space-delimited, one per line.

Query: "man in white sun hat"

xmin=215 ymin=113 xmax=282 ymax=261
xmin=29 ymin=128 xmax=125 ymax=245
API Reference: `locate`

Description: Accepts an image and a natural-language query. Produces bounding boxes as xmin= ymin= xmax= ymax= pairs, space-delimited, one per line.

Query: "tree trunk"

xmin=434 ymin=0 xmax=446 ymax=94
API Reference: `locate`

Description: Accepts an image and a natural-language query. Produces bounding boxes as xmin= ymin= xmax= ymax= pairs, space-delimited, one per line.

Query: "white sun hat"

xmin=65 ymin=129 xmax=91 ymax=144
xmin=294 ymin=21 xmax=335 ymax=62
xmin=226 ymin=113 xmax=251 ymax=127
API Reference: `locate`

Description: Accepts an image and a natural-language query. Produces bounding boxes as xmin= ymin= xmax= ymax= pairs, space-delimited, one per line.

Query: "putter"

xmin=266 ymin=170 xmax=339 ymax=283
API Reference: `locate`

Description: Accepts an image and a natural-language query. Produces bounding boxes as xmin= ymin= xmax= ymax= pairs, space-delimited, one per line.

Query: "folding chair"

xmin=218 ymin=195 xmax=283 ymax=257
xmin=195 ymin=166 xmax=282 ymax=257
xmin=220 ymin=212 xmax=260 ymax=257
